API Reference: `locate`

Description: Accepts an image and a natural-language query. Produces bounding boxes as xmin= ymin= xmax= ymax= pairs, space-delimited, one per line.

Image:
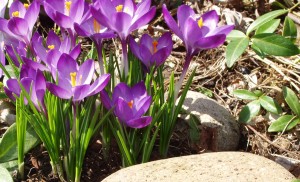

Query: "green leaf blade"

xmin=226 ymin=30 xmax=247 ymax=41
xmin=259 ymin=95 xmax=282 ymax=114
xmin=246 ymin=9 xmax=288 ymax=35
xmin=252 ymin=33 xmax=299 ymax=56
xmin=255 ymin=19 xmax=280 ymax=34
xmin=238 ymin=100 xmax=261 ymax=123
xmin=0 ymin=165 xmax=13 ymax=182
xmin=268 ymin=115 xmax=299 ymax=132
xmin=233 ymin=89 xmax=258 ymax=100
xmin=226 ymin=37 xmax=249 ymax=68
xmin=283 ymin=87 xmax=300 ymax=116
xmin=283 ymin=16 xmax=297 ymax=42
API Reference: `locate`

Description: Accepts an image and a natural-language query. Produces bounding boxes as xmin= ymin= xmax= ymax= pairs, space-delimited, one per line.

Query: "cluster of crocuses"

xmin=0 ymin=0 xmax=233 ymax=181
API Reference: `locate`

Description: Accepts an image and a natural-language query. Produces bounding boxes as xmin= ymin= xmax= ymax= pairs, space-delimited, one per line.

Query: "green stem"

xmin=289 ymin=2 xmax=300 ymax=11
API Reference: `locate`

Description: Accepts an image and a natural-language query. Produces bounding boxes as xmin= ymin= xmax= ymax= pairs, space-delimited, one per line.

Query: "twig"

xmin=246 ymin=125 xmax=291 ymax=153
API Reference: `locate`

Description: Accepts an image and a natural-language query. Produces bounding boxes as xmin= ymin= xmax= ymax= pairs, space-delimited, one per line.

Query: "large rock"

xmin=103 ymin=152 xmax=295 ymax=182
xmin=179 ymin=91 xmax=240 ymax=151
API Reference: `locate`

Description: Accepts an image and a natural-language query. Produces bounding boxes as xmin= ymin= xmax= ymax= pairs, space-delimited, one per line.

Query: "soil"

xmin=1 ymin=0 xmax=300 ymax=181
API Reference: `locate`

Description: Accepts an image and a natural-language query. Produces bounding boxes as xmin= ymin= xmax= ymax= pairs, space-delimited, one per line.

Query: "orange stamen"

xmin=152 ymin=40 xmax=158 ymax=53
xmin=127 ymin=100 xmax=133 ymax=109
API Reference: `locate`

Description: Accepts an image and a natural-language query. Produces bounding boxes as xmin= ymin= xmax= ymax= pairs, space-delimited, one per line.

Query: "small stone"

xmin=179 ymin=91 xmax=240 ymax=151
xmin=0 ymin=100 xmax=16 ymax=125
xmin=103 ymin=152 xmax=295 ymax=182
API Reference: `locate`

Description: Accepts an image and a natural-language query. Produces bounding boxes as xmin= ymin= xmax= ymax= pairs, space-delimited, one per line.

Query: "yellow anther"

xmin=12 ymin=11 xmax=20 ymax=17
xmin=116 ymin=5 xmax=123 ymax=12
xmin=70 ymin=72 xmax=77 ymax=87
xmin=48 ymin=45 xmax=55 ymax=50
xmin=198 ymin=17 xmax=203 ymax=28
xmin=152 ymin=40 xmax=158 ymax=53
xmin=65 ymin=1 xmax=72 ymax=16
xmin=93 ymin=19 xmax=101 ymax=33
xmin=24 ymin=3 xmax=29 ymax=10
xmin=127 ymin=100 xmax=133 ymax=109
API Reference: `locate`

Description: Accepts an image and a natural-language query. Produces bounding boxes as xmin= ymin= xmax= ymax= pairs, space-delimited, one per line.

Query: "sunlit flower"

xmin=47 ymin=53 xmax=110 ymax=101
xmin=129 ymin=33 xmax=173 ymax=71
xmin=100 ymin=82 xmax=152 ymax=128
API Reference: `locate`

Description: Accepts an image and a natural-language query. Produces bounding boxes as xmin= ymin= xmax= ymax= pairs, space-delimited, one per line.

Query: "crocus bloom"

xmin=91 ymin=0 xmax=156 ymax=76
xmin=100 ymin=82 xmax=152 ymax=128
xmin=0 ymin=0 xmax=40 ymax=45
xmin=74 ymin=10 xmax=115 ymax=75
xmin=162 ymin=4 xmax=234 ymax=99
xmin=4 ymin=65 xmax=46 ymax=112
xmin=43 ymin=0 xmax=87 ymax=30
xmin=47 ymin=53 xmax=110 ymax=102
xmin=32 ymin=31 xmax=81 ymax=63
xmin=129 ymin=32 xmax=173 ymax=71
xmin=162 ymin=5 xmax=234 ymax=58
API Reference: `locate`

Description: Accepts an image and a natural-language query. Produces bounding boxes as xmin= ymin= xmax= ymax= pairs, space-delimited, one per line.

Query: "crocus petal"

xmin=46 ymin=30 xmax=61 ymax=48
xmin=69 ymin=44 xmax=81 ymax=60
xmin=194 ymin=34 xmax=226 ymax=50
xmin=43 ymin=2 xmax=57 ymax=22
xmin=9 ymin=1 xmax=26 ymax=18
xmin=126 ymin=116 xmax=152 ymax=128
xmin=57 ymin=53 xmax=78 ymax=78
xmin=112 ymin=82 xmax=132 ymax=103
xmin=90 ymin=6 xmax=111 ymax=28
xmin=87 ymin=73 xmax=110 ymax=96
xmin=201 ymin=10 xmax=219 ymax=32
xmin=4 ymin=87 xmax=15 ymax=101
xmin=134 ymin=0 xmax=151 ymax=20
xmin=182 ymin=17 xmax=203 ymax=47
xmin=52 ymin=11 xmax=74 ymax=29
xmin=8 ymin=17 xmax=29 ymax=42
xmin=35 ymin=70 xmax=46 ymax=104
xmin=206 ymin=25 xmax=235 ymax=37
xmin=6 ymin=79 xmax=21 ymax=96
xmin=115 ymin=97 xmax=134 ymax=123
xmin=177 ymin=5 xmax=195 ymax=29
xmin=77 ymin=59 xmax=94 ymax=85
xmin=73 ymin=84 xmax=90 ymax=101
xmin=70 ymin=0 xmax=85 ymax=24
xmin=162 ymin=4 xmax=183 ymax=40
xmin=74 ymin=22 xmax=90 ymax=37
xmin=98 ymin=0 xmax=115 ymax=19
xmin=129 ymin=36 xmax=142 ymax=60
xmin=32 ymin=32 xmax=47 ymax=61
xmin=150 ymin=47 xmax=171 ymax=67
xmin=139 ymin=44 xmax=152 ymax=67
xmin=140 ymin=34 xmax=153 ymax=50
xmin=22 ymin=56 xmax=49 ymax=71
xmin=133 ymin=96 xmax=151 ymax=118
xmin=24 ymin=1 xmax=40 ymax=31
xmin=132 ymin=81 xmax=147 ymax=99
xmin=100 ymin=90 xmax=113 ymax=110
xmin=157 ymin=32 xmax=173 ymax=50
xmin=44 ymin=0 xmax=65 ymax=14
xmin=47 ymin=82 xmax=72 ymax=99
xmin=129 ymin=7 xmax=156 ymax=34
xmin=112 ymin=12 xmax=132 ymax=40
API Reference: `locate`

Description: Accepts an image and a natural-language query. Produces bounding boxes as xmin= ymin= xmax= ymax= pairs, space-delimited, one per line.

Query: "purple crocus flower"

xmin=32 ymin=31 xmax=81 ymax=63
xmin=43 ymin=0 xmax=89 ymax=47
xmin=91 ymin=0 xmax=156 ymax=76
xmin=4 ymin=65 xmax=46 ymax=112
xmin=74 ymin=10 xmax=115 ymax=75
xmin=129 ymin=32 xmax=173 ymax=71
xmin=100 ymin=82 xmax=152 ymax=128
xmin=47 ymin=53 xmax=110 ymax=102
xmin=162 ymin=4 xmax=234 ymax=99
xmin=1 ymin=0 xmax=40 ymax=45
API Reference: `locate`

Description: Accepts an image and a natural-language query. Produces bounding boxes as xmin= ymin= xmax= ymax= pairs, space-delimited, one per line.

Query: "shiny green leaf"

xmin=239 ymin=100 xmax=261 ymax=123
xmin=0 ymin=165 xmax=13 ymax=182
xmin=246 ymin=9 xmax=288 ymax=35
xmin=233 ymin=89 xmax=258 ymax=100
xmin=252 ymin=33 xmax=299 ymax=56
xmin=268 ymin=115 xmax=299 ymax=132
xmin=259 ymin=95 xmax=282 ymax=114
xmin=226 ymin=30 xmax=247 ymax=41
xmin=283 ymin=16 xmax=297 ymax=42
xmin=226 ymin=37 xmax=249 ymax=68
xmin=255 ymin=19 xmax=280 ymax=34
xmin=283 ymin=87 xmax=300 ymax=116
